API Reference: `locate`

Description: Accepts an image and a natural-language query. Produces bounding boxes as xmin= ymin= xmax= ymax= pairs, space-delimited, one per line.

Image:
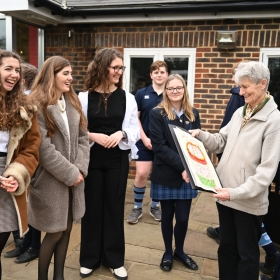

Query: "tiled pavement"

xmin=2 ymin=179 xmax=266 ymax=279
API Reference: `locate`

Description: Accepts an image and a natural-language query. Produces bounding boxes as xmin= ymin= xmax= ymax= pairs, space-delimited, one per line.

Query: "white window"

xmin=123 ymin=48 xmax=196 ymax=102
xmin=260 ymin=48 xmax=280 ymax=97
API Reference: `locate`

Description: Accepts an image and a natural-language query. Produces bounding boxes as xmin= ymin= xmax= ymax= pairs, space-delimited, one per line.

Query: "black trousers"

xmin=217 ymin=203 xmax=263 ymax=280
xmin=80 ymin=146 xmax=129 ymax=269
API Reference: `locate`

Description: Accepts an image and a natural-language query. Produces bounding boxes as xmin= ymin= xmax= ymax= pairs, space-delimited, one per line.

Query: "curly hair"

xmin=84 ymin=48 xmax=123 ymax=92
xmin=30 ymin=56 xmax=87 ymax=137
xmin=0 ymin=50 xmax=35 ymax=131
xmin=157 ymin=74 xmax=195 ymax=122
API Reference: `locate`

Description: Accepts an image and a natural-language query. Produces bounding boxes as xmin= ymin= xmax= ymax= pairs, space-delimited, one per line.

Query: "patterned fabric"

xmin=0 ymin=157 xmax=18 ymax=233
xmin=241 ymin=93 xmax=270 ymax=128
xmin=150 ymin=181 xmax=198 ymax=200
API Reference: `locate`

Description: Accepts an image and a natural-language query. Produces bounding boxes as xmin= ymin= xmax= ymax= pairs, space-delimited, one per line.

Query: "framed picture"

xmin=169 ymin=124 xmax=222 ymax=193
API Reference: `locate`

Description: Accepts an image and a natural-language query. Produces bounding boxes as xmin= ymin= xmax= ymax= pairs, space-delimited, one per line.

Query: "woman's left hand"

xmin=0 ymin=176 xmax=19 ymax=193
xmin=104 ymin=131 xmax=123 ymax=148
xmin=213 ymin=187 xmax=230 ymax=201
xmin=182 ymin=170 xmax=190 ymax=183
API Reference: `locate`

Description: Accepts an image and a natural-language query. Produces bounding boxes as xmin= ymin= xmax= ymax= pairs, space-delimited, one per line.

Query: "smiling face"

xmin=239 ymin=77 xmax=267 ymax=108
xmin=108 ymin=57 xmax=123 ymax=87
xmin=150 ymin=66 xmax=168 ymax=87
xmin=54 ymin=65 xmax=73 ymax=96
xmin=166 ymin=78 xmax=185 ymax=105
xmin=0 ymin=57 xmax=20 ymax=96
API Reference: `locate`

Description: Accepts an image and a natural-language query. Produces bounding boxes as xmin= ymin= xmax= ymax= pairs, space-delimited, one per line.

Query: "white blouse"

xmin=0 ymin=131 xmax=9 ymax=153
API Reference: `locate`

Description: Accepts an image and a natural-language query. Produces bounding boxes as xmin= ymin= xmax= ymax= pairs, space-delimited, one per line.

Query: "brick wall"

xmin=45 ymin=18 xmax=280 ymax=178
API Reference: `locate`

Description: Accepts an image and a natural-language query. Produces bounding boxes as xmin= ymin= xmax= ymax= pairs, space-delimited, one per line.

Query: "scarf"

xmin=241 ymin=92 xmax=270 ymax=128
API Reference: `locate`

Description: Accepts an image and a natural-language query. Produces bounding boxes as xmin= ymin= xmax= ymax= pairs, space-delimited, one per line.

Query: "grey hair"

xmin=234 ymin=61 xmax=270 ymax=91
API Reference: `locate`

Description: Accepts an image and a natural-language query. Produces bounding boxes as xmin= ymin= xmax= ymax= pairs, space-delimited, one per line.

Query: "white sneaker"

xmin=110 ymin=266 xmax=128 ymax=280
xmin=80 ymin=267 xmax=93 ymax=278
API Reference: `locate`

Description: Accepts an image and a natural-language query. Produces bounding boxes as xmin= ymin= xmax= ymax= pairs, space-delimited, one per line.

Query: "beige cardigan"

xmin=198 ymin=97 xmax=280 ymax=215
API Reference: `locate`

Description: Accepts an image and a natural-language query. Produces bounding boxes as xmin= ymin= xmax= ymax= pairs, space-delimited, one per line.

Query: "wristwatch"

xmin=121 ymin=130 xmax=127 ymax=140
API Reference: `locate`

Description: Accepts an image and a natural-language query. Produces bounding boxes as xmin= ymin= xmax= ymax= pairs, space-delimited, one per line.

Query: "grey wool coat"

xmin=28 ymin=95 xmax=90 ymax=233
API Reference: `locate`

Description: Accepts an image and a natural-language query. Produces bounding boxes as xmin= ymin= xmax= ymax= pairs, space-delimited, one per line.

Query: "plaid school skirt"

xmin=150 ymin=180 xmax=198 ymax=200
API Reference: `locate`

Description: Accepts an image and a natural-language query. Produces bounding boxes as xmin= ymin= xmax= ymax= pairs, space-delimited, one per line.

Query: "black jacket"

xmin=220 ymin=86 xmax=244 ymax=129
xmin=149 ymin=107 xmax=201 ymax=187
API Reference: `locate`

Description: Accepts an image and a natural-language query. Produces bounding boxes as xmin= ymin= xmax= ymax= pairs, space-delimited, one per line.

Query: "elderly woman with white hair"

xmin=190 ymin=61 xmax=280 ymax=280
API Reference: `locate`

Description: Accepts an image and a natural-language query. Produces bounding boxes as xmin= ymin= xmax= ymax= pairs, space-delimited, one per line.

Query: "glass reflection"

xmin=130 ymin=57 xmax=153 ymax=95
xmin=14 ymin=21 xmax=39 ymax=67
xmin=268 ymin=57 xmax=280 ymax=110
xmin=164 ymin=57 xmax=189 ymax=83
xmin=0 ymin=19 xmax=6 ymax=49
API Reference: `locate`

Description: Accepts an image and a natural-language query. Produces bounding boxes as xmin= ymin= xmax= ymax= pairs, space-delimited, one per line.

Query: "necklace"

xmin=100 ymin=91 xmax=115 ymax=116
xmin=101 ymin=92 xmax=113 ymax=101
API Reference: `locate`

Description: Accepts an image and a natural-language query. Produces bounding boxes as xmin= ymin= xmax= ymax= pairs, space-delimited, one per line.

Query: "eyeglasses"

xmin=166 ymin=86 xmax=184 ymax=93
xmin=109 ymin=66 xmax=126 ymax=73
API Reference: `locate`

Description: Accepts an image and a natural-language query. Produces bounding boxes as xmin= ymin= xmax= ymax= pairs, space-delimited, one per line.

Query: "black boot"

xmin=4 ymin=236 xmax=25 ymax=258
xmin=260 ymin=274 xmax=272 ymax=280
xmin=259 ymin=251 xmax=280 ymax=275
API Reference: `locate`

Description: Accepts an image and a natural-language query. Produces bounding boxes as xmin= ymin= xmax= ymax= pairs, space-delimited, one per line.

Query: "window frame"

xmin=260 ymin=48 xmax=280 ymax=65
xmin=123 ymin=48 xmax=196 ymax=103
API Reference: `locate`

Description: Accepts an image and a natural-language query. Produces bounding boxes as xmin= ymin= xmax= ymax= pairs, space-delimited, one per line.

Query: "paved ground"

xmin=2 ymin=179 xmax=267 ymax=279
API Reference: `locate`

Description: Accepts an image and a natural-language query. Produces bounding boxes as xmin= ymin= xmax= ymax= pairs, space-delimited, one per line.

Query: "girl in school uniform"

xmin=149 ymin=74 xmax=201 ymax=272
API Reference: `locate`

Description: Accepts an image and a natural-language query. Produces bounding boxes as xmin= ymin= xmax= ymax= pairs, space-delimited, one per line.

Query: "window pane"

xmin=130 ymin=57 xmax=153 ymax=95
xmin=0 ymin=19 xmax=5 ymax=49
xmin=14 ymin=21 xmax=39 ymax=67
xmin=164 ymin=57 xmax=189 ymax=83
xmin=268 ymin=57 xmax=280 ymax=97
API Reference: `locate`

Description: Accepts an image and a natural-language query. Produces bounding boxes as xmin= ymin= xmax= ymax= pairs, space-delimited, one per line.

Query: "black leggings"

xmin=38 ymin=198 xmax=73 ymax=280
xmin=160 ymin=199 xmax=192 ymax=258
xmin=0 ymin=232 xmax=10 ymax=280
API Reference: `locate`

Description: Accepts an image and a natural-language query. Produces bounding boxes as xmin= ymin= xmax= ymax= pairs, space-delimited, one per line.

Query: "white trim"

xmin=1 ymin=9 xmax=280 ymax=25
xmin=61 ymin=11 xmax=280 ymax=24
xmin=123 ymin=48 xmax=196 ymax=103
xmin=38 ymin=28 xmax=45 ymax=68
xmin=260 ymin=48 xmax=280 ymax=65
xmin=5 ymin=16 xmax=12 ymax=51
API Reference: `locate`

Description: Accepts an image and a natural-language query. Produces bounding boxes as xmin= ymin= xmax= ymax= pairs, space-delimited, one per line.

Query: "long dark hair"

xmin=84 ymin=48 xmax=123 ymax=92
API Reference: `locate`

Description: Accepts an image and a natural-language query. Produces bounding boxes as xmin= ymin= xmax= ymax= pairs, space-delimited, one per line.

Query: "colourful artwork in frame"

xmin=169 ymin=125 xmax=222 ymax=193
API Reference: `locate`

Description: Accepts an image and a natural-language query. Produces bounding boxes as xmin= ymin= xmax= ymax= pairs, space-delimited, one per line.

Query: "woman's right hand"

xmin=0 ymin=176 xmax=19 ymax=192
xmin=73 ymin=172 xmax=84 ymax=186
xmin=189 ymin=129 xmax=200 ymax=138
xmin=89 ymin=133 xmax=109 ymax=147
xmin=182 ymin=170 xmax=190 ymax=183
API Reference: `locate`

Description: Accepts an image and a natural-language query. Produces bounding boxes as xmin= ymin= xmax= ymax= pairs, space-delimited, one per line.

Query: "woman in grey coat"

xmin=28 ymin=56 xmax=90 ymax=280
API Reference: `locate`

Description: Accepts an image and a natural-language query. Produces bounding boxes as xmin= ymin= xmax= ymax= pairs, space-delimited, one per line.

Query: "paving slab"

xmin=190 ymin=192 xmax=219 ymax=225
xmin=124 ymin=222 xmax=164 ymax=250
xmin=201 ymin=258 xmax=219 ymax=278
xmin=185 ymin=230 xmax=218 ymax=260
xmin=127 ymin=263 xmax=201 ymax=280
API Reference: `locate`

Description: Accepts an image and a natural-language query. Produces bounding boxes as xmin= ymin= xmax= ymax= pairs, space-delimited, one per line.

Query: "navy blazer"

xmin=149 ymin=107 xmax=201 ymax=187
